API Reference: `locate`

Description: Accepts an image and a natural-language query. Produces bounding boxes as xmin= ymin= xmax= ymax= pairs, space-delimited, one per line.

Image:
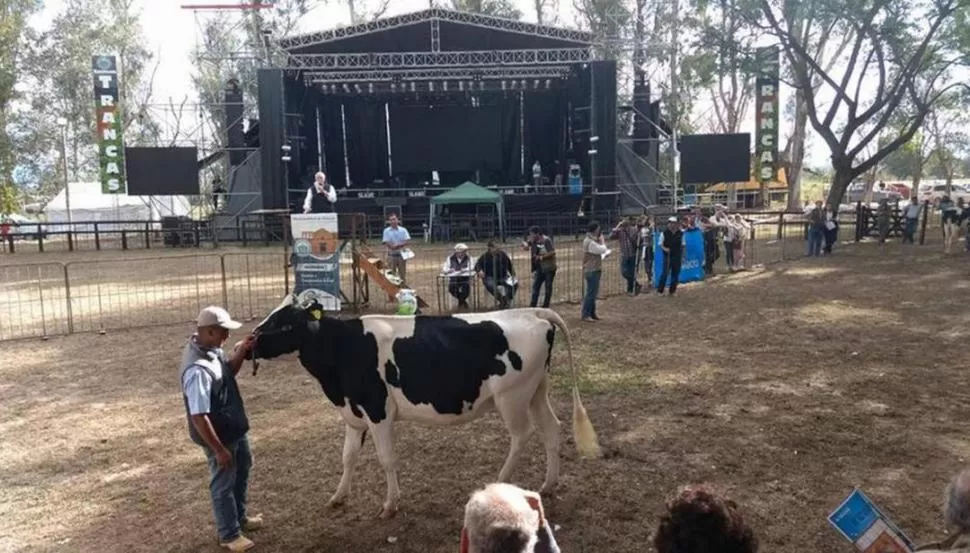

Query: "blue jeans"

xmin=582 ymin=270 xmax=601 ymax=319
xmin=203 ymin=435 xmax=253 ymax=542
xmin=806 ymin=228 xmax=823 ymax=256
xmin=530 ymin=269 xmax=556 ymax=308
xmin=620 ymin=255 xmax=637 ymax=293
xmin=904 ymin=218 xmax=918 ymax=243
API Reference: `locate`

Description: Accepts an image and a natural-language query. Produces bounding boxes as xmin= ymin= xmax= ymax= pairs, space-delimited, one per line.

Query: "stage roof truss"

xmin=305 ymin=66 xmax=573 ymax=84
xmin=277 ymin=9 xmax=593 ymax=51
xmin=285 ymin=48 xmax=593 ymax=70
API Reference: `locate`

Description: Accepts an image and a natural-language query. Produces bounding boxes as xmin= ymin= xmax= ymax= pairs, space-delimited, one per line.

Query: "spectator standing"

xmin=902 ymin=196 xmax=922 ymax=244
xmin=639 ymin=215 xmax=656 ymax=285
xmin=531 ymin=160 xmax=543 ymax=191
xmin=475 ymin=241 xmax=518 ymax=309
xmin=180 ymin=307 xmax=263 ymax=552
xmin=806 ymin=200 xmax=825 ymax=257
xmin=581 ymin=222 xmax=608 ymax=322
xmin=610 ymin=217 xmax=640 ymax=296
xmin=960 ymin=198 xmax=970 ymax=252
xmin=382 ymin=214 xmax=411 ymax=284
xmin=941 ymin=195 xmax=960 ymax=254
xmin=653 ymin=486 xmax=758 ymax=553
xmin=823 ymin=204 xmax=840 ymax=255
xmin=523 ymin=226 xmax=557 ymax=308
xmin=657 ymin=217 xmax=684 ymax=296
xmin=719 ymin=209 xmax=737 ymax=271
xmin=442 ymin=243 xmax=473 ymax=309
xmin=731 ymin=215 xmax=748 ymax=270
xmin=461 ymin=483 xmax=560 ymax=553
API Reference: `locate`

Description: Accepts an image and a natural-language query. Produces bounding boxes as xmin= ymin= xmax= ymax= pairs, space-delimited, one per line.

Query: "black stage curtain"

xmin=389 ymin=103 xmax=505 ymax=173
xmin=344 ymin=98 xmax=390 ymax=187
xmin=497 ymin=95 xmax=521 ymax=186
xmin=523 ymin=89 xmax=567 ymax=178
xmin=319 ymin=98 xmax=347 ymax=188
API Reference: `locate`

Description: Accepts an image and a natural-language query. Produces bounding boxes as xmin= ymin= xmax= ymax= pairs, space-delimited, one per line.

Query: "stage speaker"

xmin=679 ymin=133 xmax=751 ymax=184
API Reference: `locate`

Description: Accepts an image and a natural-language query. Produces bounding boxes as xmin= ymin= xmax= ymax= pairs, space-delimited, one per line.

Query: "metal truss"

xmin=286 ymin=48 xmax=593 ymax=70
xmin=306 ymin=66 xmax=573 ymax=84
xmin=277 ymin=9 xmax=593 ymax=51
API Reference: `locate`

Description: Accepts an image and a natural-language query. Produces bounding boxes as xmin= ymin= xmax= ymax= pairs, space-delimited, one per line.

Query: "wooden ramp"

xmin=355 ymin=247 xmax=429 ymax=309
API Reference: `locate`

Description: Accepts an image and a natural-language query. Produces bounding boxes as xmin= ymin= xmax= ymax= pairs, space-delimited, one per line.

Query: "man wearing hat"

xmin=180 ymin=306 xmax=262 ymax=552
xmin=442 ymin=243 xmax=474 ymax=309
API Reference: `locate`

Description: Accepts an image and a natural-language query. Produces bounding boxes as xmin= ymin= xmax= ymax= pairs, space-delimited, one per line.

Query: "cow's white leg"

xmin=370 ymin=421 xmax=400 ymax=519
xmin=530 ymin=376 xmax=562 ymax=494
xmin=328 ymin=423 xmax=366 ymax=508
xmin=495 ymin=392 xmax=534 ymax=484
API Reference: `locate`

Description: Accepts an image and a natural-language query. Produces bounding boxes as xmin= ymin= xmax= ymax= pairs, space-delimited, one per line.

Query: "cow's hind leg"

xmin=495 ymin=392 xmax=535 ymax=484
xmin=370 ymin=421 xmax=400 ymax=519
xmin=530 ymin=376 xmax=562 ymax=494
xmin=328 ymin=423 xmax=367 ymax=508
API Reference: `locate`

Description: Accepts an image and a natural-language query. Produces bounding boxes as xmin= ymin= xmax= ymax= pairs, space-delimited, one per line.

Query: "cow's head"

xmin=252 ymin=294 xmax=324 ymax=359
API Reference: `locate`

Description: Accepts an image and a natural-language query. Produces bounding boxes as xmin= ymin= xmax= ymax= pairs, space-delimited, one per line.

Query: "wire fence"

xmin=0 ymin=215 xmax=850 ymax=342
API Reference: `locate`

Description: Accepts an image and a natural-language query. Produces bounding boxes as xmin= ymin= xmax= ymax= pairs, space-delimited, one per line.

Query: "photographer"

xmin=581 ymin=222 xmax=609 ymax=322
xmin=522 ymin=226 xmax=557 ymax=308
xmin=610 ymin=216 xmax=641 ymax=296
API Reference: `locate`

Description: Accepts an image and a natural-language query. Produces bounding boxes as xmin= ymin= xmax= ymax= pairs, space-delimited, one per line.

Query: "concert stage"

xmin=223 ymin=9 xmax=619 ymax=230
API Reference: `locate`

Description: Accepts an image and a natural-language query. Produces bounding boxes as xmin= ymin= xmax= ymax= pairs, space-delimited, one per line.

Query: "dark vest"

xmin=180 ymin=339 xmax=250 ymax=447
xmin=310 ymin=186 xmax=334 ymax=213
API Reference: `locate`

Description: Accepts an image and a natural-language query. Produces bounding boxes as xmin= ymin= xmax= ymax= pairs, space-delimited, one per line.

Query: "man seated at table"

xmin=442 ymin=243 xmax=474 ymax=309
xmin=474 ymin=241 xmax=517 ymax=309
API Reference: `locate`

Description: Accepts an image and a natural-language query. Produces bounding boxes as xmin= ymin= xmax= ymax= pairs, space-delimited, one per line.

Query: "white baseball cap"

xmin=454 ymin=243 xmax=469 ymax=251
xmin=667 ymin=216 xmax=679 ymax=223
xmin=197 ymin=306 xmax=242 ymax=330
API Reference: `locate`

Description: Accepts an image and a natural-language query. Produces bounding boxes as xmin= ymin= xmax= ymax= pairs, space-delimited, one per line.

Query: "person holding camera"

xmin=610 ymin=216 xmax=640 ymax=296
xmin=522 ymin=226 xmax=557 ymax=308
xmin=582 ymin=221 xmax=609 ymax=322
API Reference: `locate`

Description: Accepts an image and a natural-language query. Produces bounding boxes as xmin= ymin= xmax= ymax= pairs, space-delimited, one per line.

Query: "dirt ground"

xmin=2 ymin=240 xmax=969 ymax=553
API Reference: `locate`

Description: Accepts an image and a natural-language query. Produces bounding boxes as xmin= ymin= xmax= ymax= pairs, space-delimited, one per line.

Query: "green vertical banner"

xmin=755 ymin=46 xmax=779 ymax=200
xmin=92 ymin=55 xmax=126 ymax=194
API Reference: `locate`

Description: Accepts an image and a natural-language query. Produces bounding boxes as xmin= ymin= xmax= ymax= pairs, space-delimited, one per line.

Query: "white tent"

xmin=45 ymin=182 xmax=191 ymax=232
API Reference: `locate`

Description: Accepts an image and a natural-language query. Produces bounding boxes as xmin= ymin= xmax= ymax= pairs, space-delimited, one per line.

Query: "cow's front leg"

xmin=370 ymin=421 xmax=400 ymax=519
xmin=328 ymin=423 xmax=367 ymax=508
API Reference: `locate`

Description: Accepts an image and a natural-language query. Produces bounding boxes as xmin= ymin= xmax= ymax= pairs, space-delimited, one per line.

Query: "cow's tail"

xmin=535 ymin=308 xmax=602 ymax=459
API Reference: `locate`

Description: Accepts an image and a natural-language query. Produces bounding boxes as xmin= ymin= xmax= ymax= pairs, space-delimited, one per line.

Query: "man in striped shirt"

xmin=610 ymin=217 xmax=640 ymax=295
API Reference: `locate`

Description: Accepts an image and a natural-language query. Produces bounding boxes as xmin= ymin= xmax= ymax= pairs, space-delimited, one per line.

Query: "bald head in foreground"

xmin=918 ymin=470 xmax=970 ymax=552
xmin=461 ymin=483 xmax=559 ymax=553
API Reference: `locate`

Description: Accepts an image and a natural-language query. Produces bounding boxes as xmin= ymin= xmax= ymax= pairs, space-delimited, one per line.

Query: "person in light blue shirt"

xmin=382 ymin=213 xmax=411 ymax=284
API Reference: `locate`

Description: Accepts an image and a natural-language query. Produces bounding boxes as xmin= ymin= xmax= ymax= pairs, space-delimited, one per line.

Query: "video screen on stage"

xmin=389 ymin=105 xmax=504 ymax=173
xmin=125 ymin=147 xmax=199 ymax=195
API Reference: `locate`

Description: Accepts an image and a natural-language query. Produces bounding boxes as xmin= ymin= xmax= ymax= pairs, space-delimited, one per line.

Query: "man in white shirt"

xmin=382 ymin=214 xmax=411 ymax=284
xmin=902 ymin=196 xmax=922 ymax=244
xmin=302 ymin=172 xmax=337 ymax=214
xmin=532 ymin=160 xmax=542 ymax=191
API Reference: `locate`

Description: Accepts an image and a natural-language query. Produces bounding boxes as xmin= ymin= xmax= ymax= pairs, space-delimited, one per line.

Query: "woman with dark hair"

xmin=653 ymin=486 xmax=758 ymax=553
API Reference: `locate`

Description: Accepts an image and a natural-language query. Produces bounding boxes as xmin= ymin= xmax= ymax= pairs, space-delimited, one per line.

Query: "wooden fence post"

xmin=919 ymin=200 xmax=930 ymax=245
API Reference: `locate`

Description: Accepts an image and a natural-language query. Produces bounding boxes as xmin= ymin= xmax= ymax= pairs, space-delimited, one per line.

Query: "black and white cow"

xmin=251 ymin=294 xmax=601 ymax=518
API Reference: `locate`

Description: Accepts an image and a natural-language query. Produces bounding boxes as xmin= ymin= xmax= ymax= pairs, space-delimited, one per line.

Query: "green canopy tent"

xmin=429 ymin=181 xmax=505 ymax=241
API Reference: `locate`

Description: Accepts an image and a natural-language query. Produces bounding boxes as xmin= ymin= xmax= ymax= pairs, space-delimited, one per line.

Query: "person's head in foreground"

xmin=454 ymin=243 xmax=469 ymax=259
xmin=195 ymin=306 xmax=243 ymax=349
xmin=587 ymin=221 xmax=600 ymax=236
xmin=917 ymin=470 xmax=970 ymax=552
xmin=653 ymin=486 xmax=758 ymax=553
xmin=461 ymin=483 xmax=557 ymax=553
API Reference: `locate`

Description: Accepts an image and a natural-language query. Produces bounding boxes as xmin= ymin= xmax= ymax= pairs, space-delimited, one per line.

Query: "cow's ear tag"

xmin=310 ymin=308 xmax=323 ymax=320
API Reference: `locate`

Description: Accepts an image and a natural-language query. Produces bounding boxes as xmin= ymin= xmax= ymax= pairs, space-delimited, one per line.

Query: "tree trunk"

xmin=826 ymin=164 xmax=854 ymax=208
xmin=786 ymin=87 xmax=808 ymax=211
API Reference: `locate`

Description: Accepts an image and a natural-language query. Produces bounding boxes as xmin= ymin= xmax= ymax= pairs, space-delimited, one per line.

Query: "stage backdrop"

xmin=389 ymin=104 xmax=507 ymax=173
xmin=291 ymin=213 xmax=342 ymax=311
xmin=653 ymin=229 xmax=705 ymax=284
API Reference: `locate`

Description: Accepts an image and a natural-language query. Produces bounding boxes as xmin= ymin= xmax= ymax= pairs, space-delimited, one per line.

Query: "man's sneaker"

xmin=220 ymin=535 xmax=255 ymax=552
xmin=242 ymin=515 xmax=264 ymax=532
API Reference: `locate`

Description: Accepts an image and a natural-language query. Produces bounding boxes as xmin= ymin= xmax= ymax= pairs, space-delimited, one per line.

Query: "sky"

xmin=32 ymin=0 xmax=830 ymax=172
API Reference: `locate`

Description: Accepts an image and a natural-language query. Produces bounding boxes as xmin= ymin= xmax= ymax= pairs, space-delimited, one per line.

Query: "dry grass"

xmin=2 ymin=240 xmax=970 ymax=553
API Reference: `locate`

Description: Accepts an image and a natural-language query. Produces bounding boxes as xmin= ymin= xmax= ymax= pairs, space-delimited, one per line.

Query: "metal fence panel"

xmin=222 ymin=252 xmax=289 ymax=322
xmin=65 ymin=255 xmax=225 ymax=333
xmin=0 ymin=263 xmax=70 ymax=340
